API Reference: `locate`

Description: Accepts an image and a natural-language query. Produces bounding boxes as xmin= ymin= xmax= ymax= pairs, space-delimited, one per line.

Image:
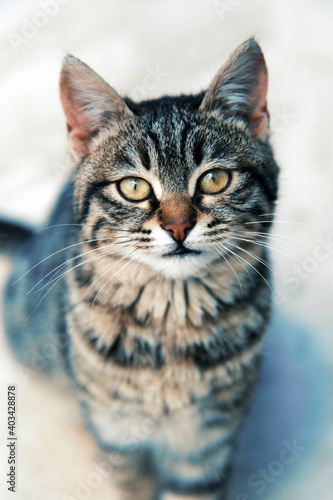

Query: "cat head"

xmin=59 ymin=38 xmax=278 ymax=280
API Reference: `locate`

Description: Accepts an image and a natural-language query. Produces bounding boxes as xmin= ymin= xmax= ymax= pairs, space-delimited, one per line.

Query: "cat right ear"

xmin=200 ymin=38 xmax=269 ymax=139
xmin=60 ymin=55 xmax=132 ymax=159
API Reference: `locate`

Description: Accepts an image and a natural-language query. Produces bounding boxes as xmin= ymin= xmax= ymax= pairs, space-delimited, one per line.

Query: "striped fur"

xmin=4 ymin=39 xmax=279 ymax=499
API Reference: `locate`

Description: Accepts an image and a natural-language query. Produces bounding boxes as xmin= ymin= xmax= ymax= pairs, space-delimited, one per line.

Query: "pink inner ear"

xmin=60 ymin=74 xmax=98 ymax=156
xmin=200 ymin=40 xmax=270 ymax=139
xmin=67 ymin=125 xmax=95 ymax=157
xmin=59 ymin=59 xmax=132 ymax=158
xmin=66 ymin=99 xmax=99 ymax=157
xmin=59 ymin=57 xmax=132 ymax=158
xmin=249 ymin=70 xmax=269 ymax=138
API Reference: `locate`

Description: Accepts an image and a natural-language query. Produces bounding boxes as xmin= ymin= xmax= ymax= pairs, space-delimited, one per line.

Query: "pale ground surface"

xmin=0 ymin=1 xmax=332 ymax=499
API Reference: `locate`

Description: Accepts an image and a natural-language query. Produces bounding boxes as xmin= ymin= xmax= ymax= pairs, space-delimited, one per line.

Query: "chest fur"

xmin=66 ymin=256 xmax=267 ymax=400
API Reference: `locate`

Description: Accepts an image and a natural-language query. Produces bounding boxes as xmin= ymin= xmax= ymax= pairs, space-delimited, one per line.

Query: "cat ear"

xmin=60 ymin=55 xmax=132 ymax=158
xmin=200 ymin=38 xmax=269 ymax=139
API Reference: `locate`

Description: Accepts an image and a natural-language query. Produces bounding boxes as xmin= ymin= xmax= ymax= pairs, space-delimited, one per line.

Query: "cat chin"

xmin=139 ymin=253 xmax=212 ymax=280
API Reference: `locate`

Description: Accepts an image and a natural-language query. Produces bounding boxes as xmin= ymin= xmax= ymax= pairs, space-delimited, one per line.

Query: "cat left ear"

xmin=200 ymin=38 xmax=269 ymax=139
xmin=60 ymin=55 xmax=132 ymax=159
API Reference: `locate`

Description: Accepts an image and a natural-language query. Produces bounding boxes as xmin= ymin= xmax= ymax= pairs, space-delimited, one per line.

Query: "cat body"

xmin=4 ymin=39 xmax=279 ymax=499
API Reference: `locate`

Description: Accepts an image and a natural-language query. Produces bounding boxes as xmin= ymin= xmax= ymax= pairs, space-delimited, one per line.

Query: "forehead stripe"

xmin=137 ymin=141 xmax=151 ymax=171
xmin=146 ymin=129 xmax=163 ymax=162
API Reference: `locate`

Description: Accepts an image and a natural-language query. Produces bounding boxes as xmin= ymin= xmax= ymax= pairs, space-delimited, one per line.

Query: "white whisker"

xmin=14 ymin=237 xmax=116 ymax=285
xmin=213 ymin=243 xmax=244 ymax=298
xmin=27 ymin=241 xmax=131 ymax=295
xmin=229 ymin=235 xmax=302 ymax=265
xmin=227 ymin=241 xmax=274 ymax=274
xmin=222 ymin=242 xmax=273 ymax=294
xmin=90 ymin=249 xmax=142 ymax=310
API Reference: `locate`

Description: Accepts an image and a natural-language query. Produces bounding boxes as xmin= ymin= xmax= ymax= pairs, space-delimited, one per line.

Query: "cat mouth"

xmin=163 ymin=246 xmax=201 ymax=257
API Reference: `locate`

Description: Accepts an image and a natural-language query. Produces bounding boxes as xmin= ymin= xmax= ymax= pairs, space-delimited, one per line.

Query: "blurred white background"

xmin=0 ymin=1 xmax=332 ymax=499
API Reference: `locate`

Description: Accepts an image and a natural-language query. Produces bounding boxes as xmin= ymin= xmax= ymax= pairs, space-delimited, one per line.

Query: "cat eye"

xmin=197 ymin=169 xmax=230 ymax=194
xmin=118 ymin=177 xmax=152 ymax=201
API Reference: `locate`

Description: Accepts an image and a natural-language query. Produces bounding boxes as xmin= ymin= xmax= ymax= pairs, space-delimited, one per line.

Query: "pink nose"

xmin=163 ymin=221 xmax=193 ymax=243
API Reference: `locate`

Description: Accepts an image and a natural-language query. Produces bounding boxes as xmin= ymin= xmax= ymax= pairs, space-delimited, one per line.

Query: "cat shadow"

xmin=230 ymin=311 xmax=331 ymax=498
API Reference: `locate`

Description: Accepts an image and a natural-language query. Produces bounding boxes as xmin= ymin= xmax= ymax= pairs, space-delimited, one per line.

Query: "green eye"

xmin=198 ymin=169 xmax=230 ymax=194
xmin=118 ymin=177 xmax=152 ymax=201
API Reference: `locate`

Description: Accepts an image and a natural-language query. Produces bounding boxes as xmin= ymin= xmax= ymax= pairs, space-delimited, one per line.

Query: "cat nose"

xmin=163 ymin=221 xmax=194 ymax=243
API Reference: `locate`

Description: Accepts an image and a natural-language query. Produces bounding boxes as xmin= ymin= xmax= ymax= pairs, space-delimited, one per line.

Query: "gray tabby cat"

xmin=4 ymin=38 xmax=279 ymax=499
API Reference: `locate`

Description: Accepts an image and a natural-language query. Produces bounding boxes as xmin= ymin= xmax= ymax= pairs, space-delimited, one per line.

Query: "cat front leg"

xmin=161 ymin=483 xmax=231 ymax=500
xmin=162 ymin=493 xmax=221 ymax=500
xmin=102 ymin=449 xmax=158 ymax=500
xmin=159 ymin=461 xmax=232 ymax=500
